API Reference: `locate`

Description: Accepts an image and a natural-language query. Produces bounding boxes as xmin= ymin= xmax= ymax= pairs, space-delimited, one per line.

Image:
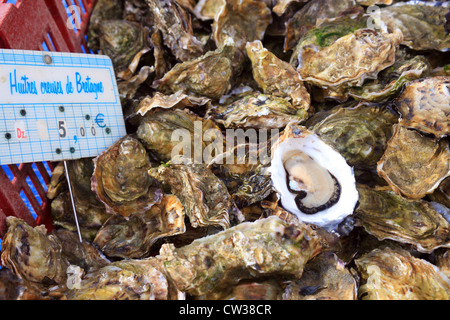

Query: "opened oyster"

xmin=269 ymin=123 xmax=359 ymax=228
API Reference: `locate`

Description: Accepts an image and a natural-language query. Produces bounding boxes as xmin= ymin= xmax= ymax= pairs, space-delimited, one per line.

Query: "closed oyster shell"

xmin=1 ymin=217 xmax=69 ymax=292
xmin=283 ymin=252 xmax=357 ymax=300
xmin=377 ymin=124 xmax=450 ymax=199
xmin=91 ymin=135 xmax=163 ymax=218
xmin=246 ymin=40 xmax=311 ymax=112
xmin=149 ymin=162 xmax=238 ymax=229
xmin=98 ymin=20 xmax=147 ymax=72
xmin=67 ymin=259 xmax=172 ymax=300
xmin=375 ymin=1 xmax=450 ymax=52
xmin=145 ymin=0 xmax=204 ymax=62
xmin=348 ymin=53 xmax=430 ymax=102
xmin=212 ymin=0 xmax=272 ymax=73
xmin=296 ymin=28 xmax=403 ymax=89
xmin=93 ymin=194 xmax=185 ymax=259
xmin=152 ymin=38 xmax=234 ymax=100
xmin=309 ymin=102 xmax=397 ymax=169
xmin=284 ymin=0 xmax=359 ymax=51
xmin=137 ymin=108 xmax=221 ymax=163
xmin=355 ymin=246 xmax=450 ymax=300
xmin=355 ymin=185 xmax=450 ymax=253
xmin=159 ymin=216 xmax=322 ymax=296
xmin=395 ymin=76 xmax=450 ymax=138
xmin=207 ymin=92 xmax=308 ymax=129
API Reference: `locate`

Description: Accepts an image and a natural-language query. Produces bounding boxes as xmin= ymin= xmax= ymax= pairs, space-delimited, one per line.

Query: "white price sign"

xmin=0 ymin=49 xmax=127 ymax=165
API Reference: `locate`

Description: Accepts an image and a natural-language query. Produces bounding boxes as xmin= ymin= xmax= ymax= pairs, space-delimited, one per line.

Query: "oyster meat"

xmin=269 ymin=123 xmax=359 ymax=228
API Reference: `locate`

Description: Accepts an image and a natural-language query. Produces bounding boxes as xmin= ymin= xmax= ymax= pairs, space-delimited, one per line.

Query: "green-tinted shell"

xmin=98 ymin=20 xmax=147 ymax=71
xmin=309 ymin=102 xmax=397 ymax=169
xmin=152 ymin=39 xmax=234 ymax=100
xmin=355 ymin=185 xmax=450 ymax=253
xmin=356 ymin=246 xmax=450 ymax=300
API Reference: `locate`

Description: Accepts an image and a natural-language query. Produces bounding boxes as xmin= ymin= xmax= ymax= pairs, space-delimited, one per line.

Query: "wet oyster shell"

xmin=375 ymin=1 xmax=450 ymax=52
xmin=67 ymin=259 xmax=172 ymax=300
xmin=212 ymin=0 xmax=272 ymax=73
xmin=159 ymin=216 xmax=322 ymax=296
xmin=91 ymin=135 xmax=163 ymax=218
xmin=98 ymin=20 xmax=147 ymax=72
xmin=149 ymin=162 xmax=237 ymax=229
xmin=1 ymin=217 xmax=69 ymax=292
xmin=355 ymin=246 xmax=450 ymax=300
xmin=309 ymin=102 xmax=397 ymax=169
xmin=246 ymin=40 xmax=311 ymax=112
xmin=296 ymin=28 xmax=403 ymax=89
xmin=137 ymin=108 xmax=221 ymax=163
xmin=377 ymin=124 xmax=450 ymax=199
xmin=395 ymin=76 xmax=450 ymax=138
xmin=145 ymin=0 xmax=204 ymax=62
xmin=207 ymin=92 xmax=308 ymax=129
xmin=152 ymin=38 xmax=234 ymax=100
xmin=348 ymin=53 xmax=430 ymax=103
xmin=269 ymin=123 xmax=359 ymax=228
xmin=284 ymin=0 xmax=359 ymax=52
xmin=355 ymin=185 xmax=450 ymax=253
xmin=93 ymin=194 xmax=186 ymax=259
xmin=283 ymin=252 xmax=357 ymax=300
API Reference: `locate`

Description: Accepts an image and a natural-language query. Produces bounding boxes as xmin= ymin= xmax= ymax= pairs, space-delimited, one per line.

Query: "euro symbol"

xmin=95 ymin=113 xmax=106 ymax=128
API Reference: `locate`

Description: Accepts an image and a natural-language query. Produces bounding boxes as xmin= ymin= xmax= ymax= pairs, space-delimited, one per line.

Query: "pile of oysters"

xmin=0 ymin=0 xmax=449 ymax=300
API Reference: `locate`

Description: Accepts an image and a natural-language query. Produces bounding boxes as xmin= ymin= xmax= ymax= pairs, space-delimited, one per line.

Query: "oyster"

xmin=193 ymin=0 xmax=226 ymax=20
xmin=51 ymin=158 xmax=110 ymax=241
xmin=309 ymin=102 xmax=398 ymax=169
xmin=355 ymin=185 xmax=450 ymax=253
xmin=348 ymin=52 xmax=430 ymax=102
xmin=283 ymin=252 xmax=357 ymax=300
xmin=356 ymin=246 xmax=450 ymax=300
xmin=137 ymin=108 xmax=221 ymax=163
xmin=145 ymin=0 xmax=204 ymax=62
xmin=93 ymin=194 xmax=186 ymax=259
xmin=374 ymin=1 xmax=450 ymax=52
xmin=295 ymin=27 xmax=403 ymax=90
xmin=67 ymin=259 xmax=172 ymax=300
xmin=246 ymin=40 xmax=311 ymax=112
xmin=149 ymin=162 xmax=237 ymax=229
xmin=1 ymin=217 xmax=69 ymax=292
xmin=152 ymin=38 xmax=234 ymax=100
xmin=197 ymin=279 xmax=284 ymax=300
xmin=377 ymin=124 xmax=450 ymax=199
xmin=395 ymin=76 xmax=450 ymax=138
xmin=284 ymin=0 xmax=359 ymax=52
xmin=159 ymin=216 xmax=322 ymax=296
xmin=212 ymin=0 xmax=272 ymax=73
xmin=269 ymin=122 xmax=359 ymax=228
xmin=206 ymin=92 xmax=308 ymax=129
xmin=98 ymin=20 xmax=147 ymax=72
xmin=91 ymin=135 xmax=163 ymax=218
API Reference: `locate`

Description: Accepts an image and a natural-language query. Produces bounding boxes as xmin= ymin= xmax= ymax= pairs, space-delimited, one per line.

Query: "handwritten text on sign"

xmin=0 ymin=65 xmax=116 ymax=105
xmin=0 ymin=49 xmax=126 ymax=165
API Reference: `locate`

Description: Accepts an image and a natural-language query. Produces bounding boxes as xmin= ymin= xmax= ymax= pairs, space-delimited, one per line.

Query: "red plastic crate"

xmin=0 ymin=0 xmax=98 ymax=238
